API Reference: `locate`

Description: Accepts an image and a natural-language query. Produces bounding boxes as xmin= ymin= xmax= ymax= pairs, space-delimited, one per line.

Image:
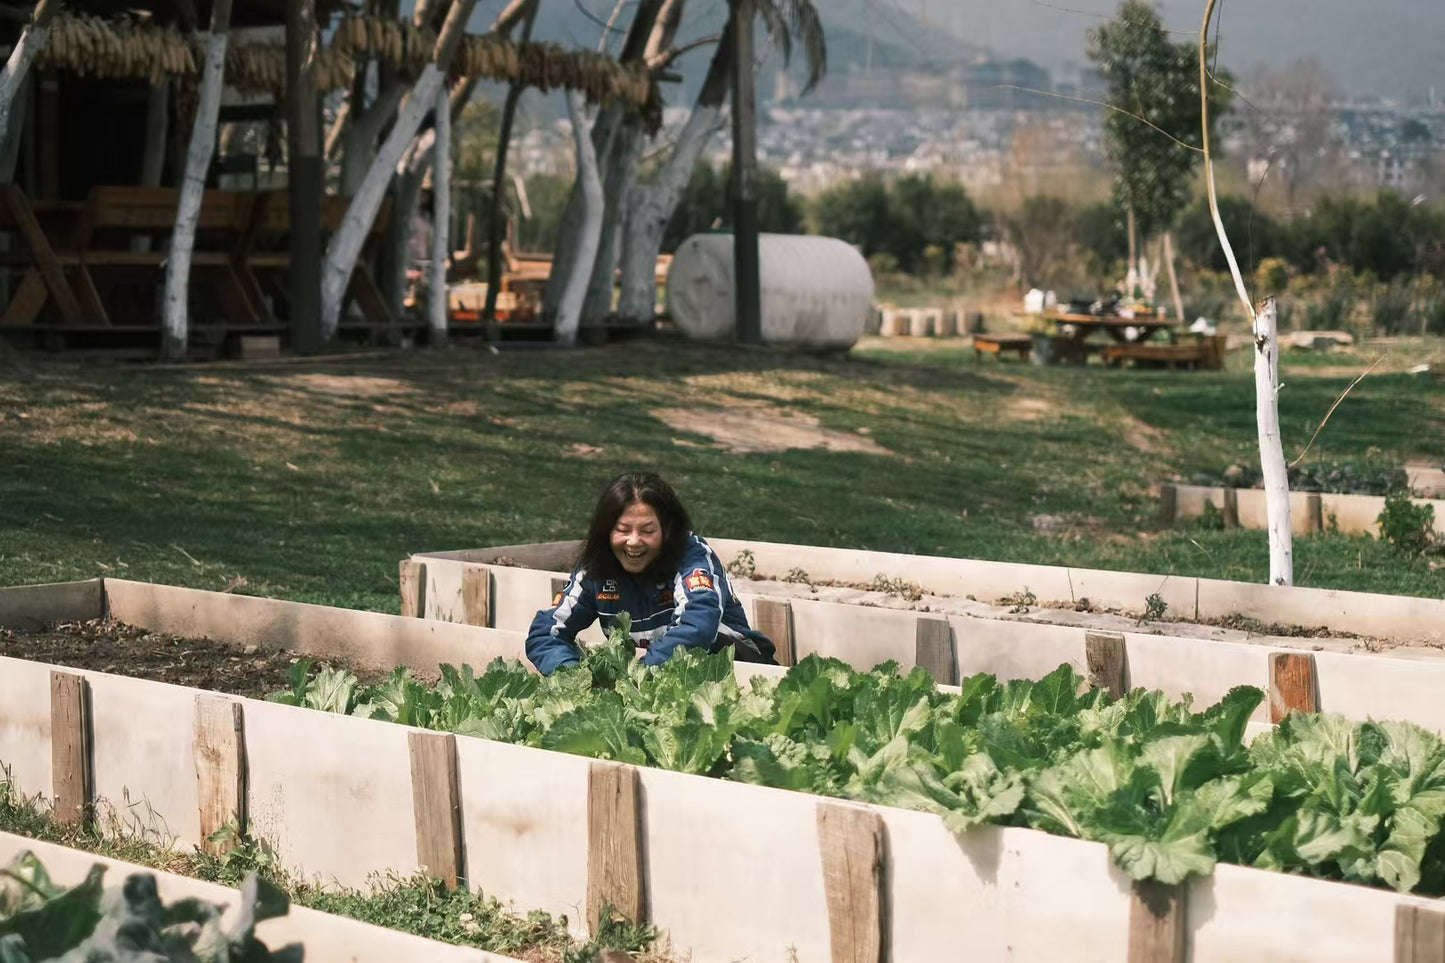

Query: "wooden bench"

xmin=2 ymin=185 xmax=395 ymax=330
xmin=1101 ymin=342 xmax=1206 ymax=369
xmin=972 ymin=332 xmax=1032 ymax=362
xmin=1 ymin=185 xmax=257 ymax=326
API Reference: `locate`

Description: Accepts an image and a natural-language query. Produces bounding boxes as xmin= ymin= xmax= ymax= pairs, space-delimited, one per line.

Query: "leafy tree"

xmin=1074 ymin=199 xmax=1130 ymax=277
xmin=813 ymin=173 xmax=981 ymax=274
xmin=812 ymin=172 xmax=894 ymax=259
xmin=1008 ymin=196 xmax=1077 ymax=289
xmin=517 ymin=174 xmax=572 ymax=253
xmin=1087 ymin=1 xmax=1233 ymax=261
xmin=661 ymin=162 xmax=804 ymax=254
xmin=886 ymin=174 xmax=981 ymax=275
xmin=1174 ymin=195 xmax=1286 ymax=274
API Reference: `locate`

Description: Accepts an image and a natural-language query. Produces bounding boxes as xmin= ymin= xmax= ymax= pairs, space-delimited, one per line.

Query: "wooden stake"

xmin=194 ymin=696 xmax=245 ymax=855
xmin=461 ymin=566 xmax=493 ymax=628
xmin=587 ymin=762 xmax=645 ymax=933
xmin=408 ymin=730 xmax=464 ymax=889
xmin=1395 ymin=904 xmax=1445 ymax=963
xmin=1222 ymin=487 xmax=1240 ymax=529
xmin=1159 ymin=483 xmax=1178 ymax=525
xmin=1085 ymin=631 xmax=1129 ymax=699
xmin=399 ymin=559 xmax=426 ymax=618
xmin=49 ymin=670 xmax=90 ymax=828
xmin=914 ymin=617 xmax=956 ymax=685
xmin=817 ymin=801 xmax=886 ymax=963
xmin=1305 ymin=492 xmax=1324 ymax=534
xmin=1269 ymin=652 xmax=1319 ymax=723
xmin=1128 ymin=879 xmax=1186 ymax=963
xmin=753 ymin=598 xmax=794 ymax=666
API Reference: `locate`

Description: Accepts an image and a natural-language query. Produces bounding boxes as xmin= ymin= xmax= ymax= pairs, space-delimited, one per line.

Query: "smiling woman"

xmin=524 ymin=471 xmax=776 ymax=675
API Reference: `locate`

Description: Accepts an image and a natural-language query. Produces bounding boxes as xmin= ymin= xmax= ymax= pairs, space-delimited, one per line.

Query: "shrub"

xmin=1377 ymin=491 xmax=1436 ymax=555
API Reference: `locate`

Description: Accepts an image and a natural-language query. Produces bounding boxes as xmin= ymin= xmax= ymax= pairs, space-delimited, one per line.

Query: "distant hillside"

xmin=519 ymin=0 xmax=984 ymax=104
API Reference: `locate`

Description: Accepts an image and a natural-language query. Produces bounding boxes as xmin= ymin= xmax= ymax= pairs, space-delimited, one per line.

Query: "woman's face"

xmin=611 ymin=500 xmax=664 ymax=575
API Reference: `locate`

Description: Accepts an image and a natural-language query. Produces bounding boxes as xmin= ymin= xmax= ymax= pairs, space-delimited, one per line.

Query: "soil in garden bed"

xmin=0 ymin=619 xmax=390 ymax=699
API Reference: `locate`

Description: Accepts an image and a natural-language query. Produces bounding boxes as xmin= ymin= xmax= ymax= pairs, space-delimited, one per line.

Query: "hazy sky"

xmin=902 ymin=0 xmax=1444 ymax=99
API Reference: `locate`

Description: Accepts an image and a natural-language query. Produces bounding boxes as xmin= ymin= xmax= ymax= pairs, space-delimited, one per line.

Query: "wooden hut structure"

xmin=0 ymin=0 xmax=403 ymax=356
xmin=0 ymin=0 xmax=656 ymax=357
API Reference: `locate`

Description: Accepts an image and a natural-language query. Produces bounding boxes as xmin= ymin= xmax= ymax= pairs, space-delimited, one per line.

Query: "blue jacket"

xmin=525 ymin=534 xmax=776 ymax=675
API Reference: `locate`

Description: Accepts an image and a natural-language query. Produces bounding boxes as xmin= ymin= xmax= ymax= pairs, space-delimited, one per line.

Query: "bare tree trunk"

xmin=339 ymin=76 xmax=405 ymax=196
xmin=321 ymin=0 xmax=479 ymax=338
xmin=483 ymin=0 xmax=539 ymax=333
xmin=428 ymin=82 xmax=451 ymax=346
xmin=581 ymin=115 xmax=643 ymax=324
xmin=1253 ymin=296 xmax=1293 ymax=585
xmin=387 ymin=130 xmax=434 ymax=323
xmin=543 ymin=0 xmax=663 ymax=319
xmin=554 ymin=92 xmax=604 ymax=346
xmin=0 ymin=74 xmax=26 ymax=183
xmin=616 ymin=29 xmax=730 ymax=324
xmin=140 ymin=82 xmax=170 ymax=187
xmin=162 ymin=0 xmax=233 ymax=362
xmin=287 ymin=0 xmax=324 ymax=353
xmin=1163 ymin=231 xmax=1186 ymax=325
xmin=729 ymin=0 xmax=761 ymax=344
xmin=1125 ymin=201 xmax=1138 ymax=295
xmin=128 ymin=81 xmax=171 ymax=255
xmin=0 ymin=0 xmax=58 ymax=146
xmin=543 ymin=106 xmax=620 ymax=320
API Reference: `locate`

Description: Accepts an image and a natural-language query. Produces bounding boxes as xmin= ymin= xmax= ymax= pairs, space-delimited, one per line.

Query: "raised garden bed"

xmin=416 ymin=536 xmax=1445 ymax=646
xmin=405 ymin=548 xmax=1445 ymax=742
xmin=7 ymin=577 xmax=1445 ymax=962
xmin=1161 ymin=482 xmax=1444 ymax=539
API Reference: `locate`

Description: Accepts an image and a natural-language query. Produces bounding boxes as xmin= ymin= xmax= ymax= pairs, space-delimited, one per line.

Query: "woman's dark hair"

xmin=576 ymin=472 xmax=693 ymax=581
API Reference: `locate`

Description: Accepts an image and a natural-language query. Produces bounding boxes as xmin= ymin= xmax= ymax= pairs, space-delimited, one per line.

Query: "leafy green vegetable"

xmin=0 ymin=852 xmax=301 ymax=961
xmin=270 ymin=643 xmax=1445 ymax=895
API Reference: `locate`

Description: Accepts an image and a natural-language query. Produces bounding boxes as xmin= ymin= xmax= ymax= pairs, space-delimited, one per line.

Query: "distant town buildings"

xmin=535 ymin=56 xmax=1444 ymax=202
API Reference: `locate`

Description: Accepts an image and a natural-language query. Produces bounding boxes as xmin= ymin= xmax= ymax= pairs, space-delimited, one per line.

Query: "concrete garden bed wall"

xmin=0 ymin=832 xmax=513 ymax=962
xmin=1161 ymin=482 xmax=1445 ymax=539
xmin=4 ymin=581 xmax=1445 ymax=962
xmin=417 ymin=535 xmax=1445 ymax=645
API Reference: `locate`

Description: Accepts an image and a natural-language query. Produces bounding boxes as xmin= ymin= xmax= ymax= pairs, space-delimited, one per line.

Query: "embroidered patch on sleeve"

xmin=551 ymin=592 xmax=564 ymax=607
xmin=684 ymin=568 xmax=714 ymax=592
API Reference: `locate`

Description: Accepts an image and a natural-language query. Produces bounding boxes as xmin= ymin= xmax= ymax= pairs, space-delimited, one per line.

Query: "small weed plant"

xmin=726 ymin=550 xmax=756 ymax=579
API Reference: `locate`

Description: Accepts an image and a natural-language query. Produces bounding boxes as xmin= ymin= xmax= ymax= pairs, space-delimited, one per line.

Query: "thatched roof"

xmin=31 ymin=11 xmax=660 ymax=123
xmin=61 ymin=0 xmax=355 ymax=30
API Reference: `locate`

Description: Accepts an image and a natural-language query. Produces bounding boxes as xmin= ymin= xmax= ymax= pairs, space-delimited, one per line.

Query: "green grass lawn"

xmin=1 ymin=334 xmax=1441 ymax=613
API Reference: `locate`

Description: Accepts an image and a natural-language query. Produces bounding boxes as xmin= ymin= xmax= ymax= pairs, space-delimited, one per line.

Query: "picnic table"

xmin=1028 ymin=310 xmax=1175 ymax=344
xmin=1012 ymin=310 xmax=1179 ymax=366
xmin=0 ymin=185 xmax=392 ymax=333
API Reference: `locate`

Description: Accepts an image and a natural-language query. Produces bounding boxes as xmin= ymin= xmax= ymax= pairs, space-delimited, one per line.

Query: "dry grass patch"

xmin=652 ymin=404 xmax=891 ymax=455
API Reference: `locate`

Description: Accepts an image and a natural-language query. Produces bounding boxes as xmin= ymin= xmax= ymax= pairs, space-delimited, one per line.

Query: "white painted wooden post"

xmin=427 ymin=81 xmax=451 ymax=346
xmin=321 ymin=0 xmax=480 ymax=340
xmin=554 ymin=91 xmax=604 ymax=347
xmin=1254 ymin=296 xmax=1293 ymax=585
xmin=617 ymin=31 xmax=730 ymax=323
xmin=0 ymin=0 xmax=58 ymax=147
xmin=162 ymin=0 xmax=233 ymax=362
xmin=322 ymin=64 xmax=445 ymax=340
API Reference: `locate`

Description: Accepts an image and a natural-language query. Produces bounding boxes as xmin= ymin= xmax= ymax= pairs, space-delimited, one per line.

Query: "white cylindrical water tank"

xmin=666 ymin=233 xmax=875 ymax=349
